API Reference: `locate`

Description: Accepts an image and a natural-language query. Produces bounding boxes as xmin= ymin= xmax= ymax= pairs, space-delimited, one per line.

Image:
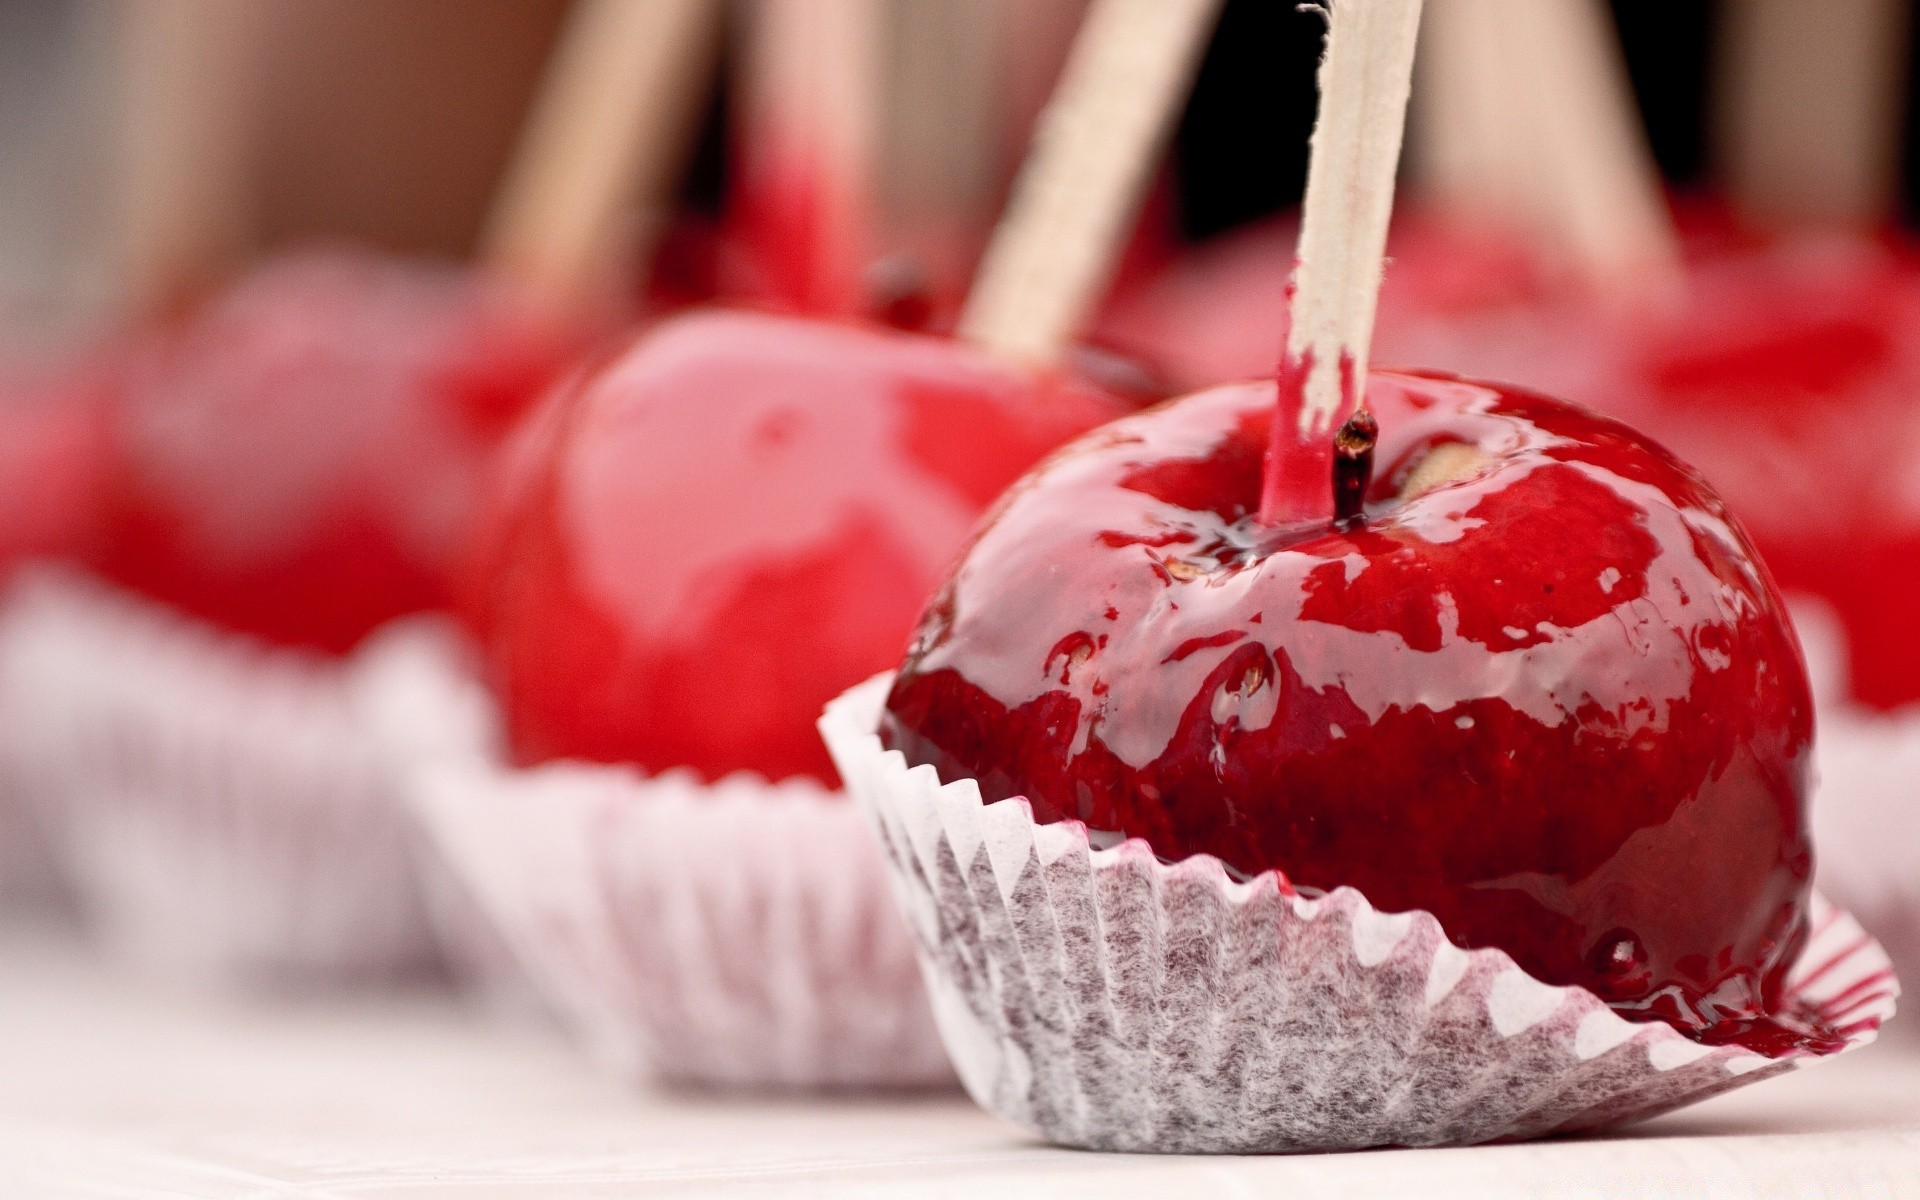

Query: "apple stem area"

xmin=1330 ymin=408 xmax=1378 ymax=523
xmin=1257 ymin=0 xmax=1422 ymax=528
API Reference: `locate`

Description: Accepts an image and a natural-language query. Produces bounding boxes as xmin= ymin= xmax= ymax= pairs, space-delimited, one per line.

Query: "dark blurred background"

xmin=1180 ymin=0 xmax=1714 ymax=238
xmin=0 ymin=0 xmax=1907 ymax=336
xmin=683 ymin=0 xmax=1733 ymax=240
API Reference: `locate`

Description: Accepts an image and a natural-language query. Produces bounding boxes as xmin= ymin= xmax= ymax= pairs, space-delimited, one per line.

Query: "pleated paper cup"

xmin=1780 ymin=598 xmax=1920 ymax=988
xmin=385 ymin=636 xmax=954 ymax=1090
xmin=0 ymin=711 xmax=67 ymax=910
xmin=0 ymin=568 xmax=436 ymax=983
xmin=0 ymin=573 xmax=67 ymax=909
xmin=351 ymin=619 xmax=547 ymax=1016
xmin=823 ymin=673 xmax=1899 ymax=1153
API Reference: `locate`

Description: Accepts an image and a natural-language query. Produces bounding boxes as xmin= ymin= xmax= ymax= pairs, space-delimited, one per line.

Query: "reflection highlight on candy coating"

xmin=469 ymin=309 xmax=1134 ymax=784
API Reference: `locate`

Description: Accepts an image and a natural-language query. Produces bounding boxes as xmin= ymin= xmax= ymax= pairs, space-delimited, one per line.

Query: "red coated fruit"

xmin=470 ymin=309 xmax=1134 ymax=785
xmin=97 ymin=249 xmax=578 ymax=654
xmin=883 ymin=370 xmax=1835 ymax=1055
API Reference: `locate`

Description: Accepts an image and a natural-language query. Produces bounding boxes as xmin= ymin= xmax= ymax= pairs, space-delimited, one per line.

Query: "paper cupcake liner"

xmin=1782 ymin=597 xmax=1920 ymax=982
xmin=384 ymin=635 xmax=954 ymax=1090
xmin=0 ymin=580 xmax=65 ymax=910
xmin=822 ymin=673 xmax=1899 ymax=1153
xmin=351 ymin=620 xmax=550 ymax=1017
xmin=0 ymin=568 xmax=436 ymax=982
xmin=0 ymin=717 xmax=67 ymax=910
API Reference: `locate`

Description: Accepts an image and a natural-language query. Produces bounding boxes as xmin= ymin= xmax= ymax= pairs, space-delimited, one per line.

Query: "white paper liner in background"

xmin=1786 ymin=596 xmax=1920 ymax=988
xmin=0 ymin=710 xmax=67 ymax=910
xmin=0 ymin=568 xmax=436 ymax=983
xmin=0 ymin=572 xmax=68 ymax=908
xmin=383 ymin=634 xmax=955 ymax=1091
xmin=1812 ymin=705 xmax=1920 ymax=983
xmin=823 ymin=673 xmax=1900 ymax=1153
xmin=351 ymin=621 xmax=549 ymax=1017
xmin=0 ymin=787 xmax=60 ymax=905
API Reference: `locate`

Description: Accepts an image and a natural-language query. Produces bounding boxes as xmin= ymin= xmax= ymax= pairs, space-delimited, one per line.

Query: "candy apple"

xmin=96 ymin=249 xmax=579 ymax=654
xmin=882 ymin=368 xmax=1836 ymax=1054
xmin=468 ymin=308 xmax=1139 ymax=784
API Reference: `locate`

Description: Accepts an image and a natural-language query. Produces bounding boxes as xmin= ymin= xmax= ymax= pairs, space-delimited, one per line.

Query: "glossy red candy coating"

xmin=97 ymin=249 xmax=578 ymax=654
xmin=883 ymin=371 xmax=1830 ymax=1054
xmin=469 ymin=309 xmax=1133 ymax=785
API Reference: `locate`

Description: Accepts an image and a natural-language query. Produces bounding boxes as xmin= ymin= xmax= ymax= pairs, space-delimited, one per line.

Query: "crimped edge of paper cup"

xmin=0 ymin=566 xmax=437 ymax=980
xmin=387 ymin=641 xmax=953 ymax=1090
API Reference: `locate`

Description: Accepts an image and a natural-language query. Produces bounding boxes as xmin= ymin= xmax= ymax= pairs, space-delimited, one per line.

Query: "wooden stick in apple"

xmin=991 ymin=0 xmax=1095 ymax=185
xmin=480 ymin=0 xmax=725 ymax=323
xmin=113 ymin=0 xmax=266 ymax=314
xmin=957 ymin=0 xmax=1225 ymax=365
xmin=734 ymin=0 xmax=888 ymax=316
xmin=1259 ymin=0 xmax=1423 ymax=527
xmin=1716 ymin=0 xmax=1909 ymax=228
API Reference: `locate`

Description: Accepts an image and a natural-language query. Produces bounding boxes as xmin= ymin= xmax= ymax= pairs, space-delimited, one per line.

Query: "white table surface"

xmin=2 ymin=913 xmax=1916 ymax=1199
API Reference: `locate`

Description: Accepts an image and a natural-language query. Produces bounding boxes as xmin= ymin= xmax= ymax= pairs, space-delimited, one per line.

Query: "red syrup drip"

xmin=882 ymin=370 xmax=1847 ymax=1056
xmin=728 ymin=128 xmax=866 ymax=319
xmin=1257 ymin=347 xmax=1359 ymax=527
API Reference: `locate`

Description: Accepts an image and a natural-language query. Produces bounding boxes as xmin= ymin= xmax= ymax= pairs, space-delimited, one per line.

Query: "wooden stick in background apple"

xmin=113 ymin=0 xmax=266 ymax=315
xmin=1506 ymin=0 xmax=1679 ymax=295
xmin=733 ymin=0 xmax=888 ymax=316
xmin=480 ymin=0 xmax=725 ymax=324
xmin=1716 ymin=0 xmax=1909 ymax=228
xmin=1413 ymin=0 xmax=1530 ymax=236
xmin=991 ymin=0 xmax=1095 ymax=187
xmin=1414 ymin=0 xmax=1678 ymax=299
xmin=1259 ymin=0 xmax=1424 ymax=527
xmin=883 ymin=0 xmax=1000 ymax=269
xmin=958 ymin=0 xmax=1224 ymax=365
xmin=870 ymin=0 xmax=1007 ymax=320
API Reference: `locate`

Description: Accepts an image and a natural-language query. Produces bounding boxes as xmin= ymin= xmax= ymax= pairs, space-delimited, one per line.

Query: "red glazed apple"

xmin=469 ymin=309 xmax=1136 ymax=784
xmin=97 ymin=248 xmax=579 ymax=654
xmin=882 ymin=369 xmax=1835 ymax=1054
